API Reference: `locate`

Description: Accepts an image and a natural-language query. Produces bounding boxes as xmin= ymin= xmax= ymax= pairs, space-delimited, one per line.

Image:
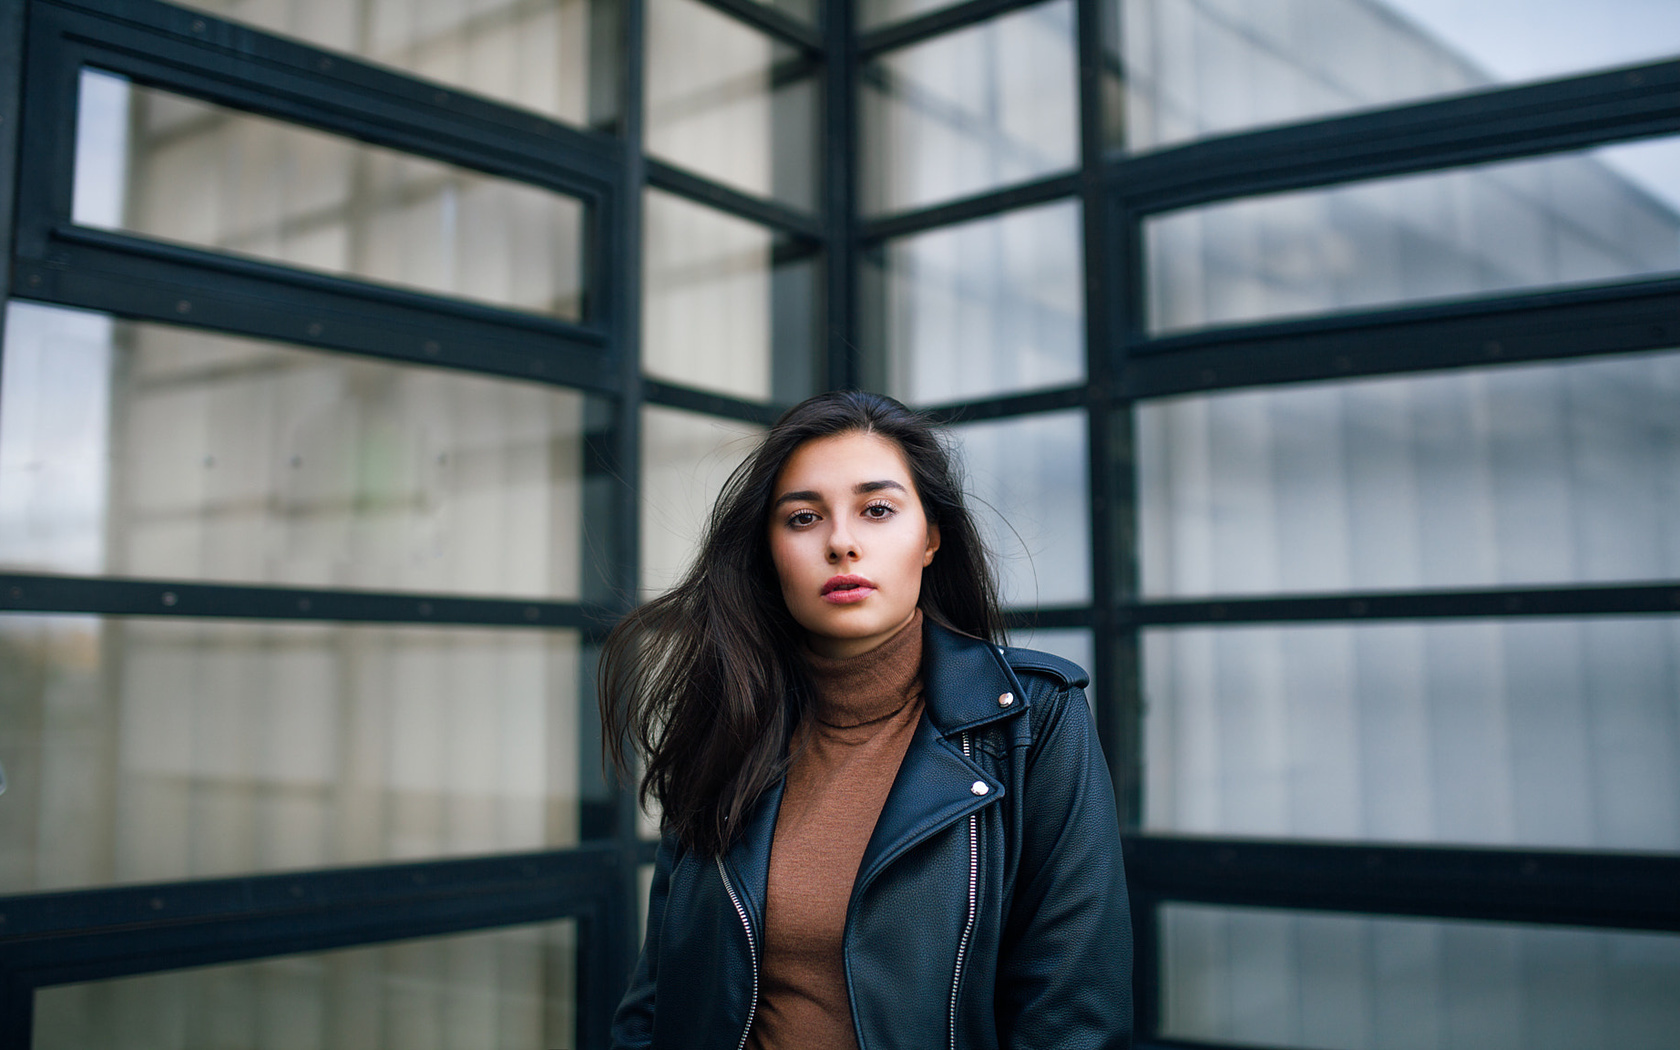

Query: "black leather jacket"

xmin=610 ymin=620 xmax=1133 ymax=1050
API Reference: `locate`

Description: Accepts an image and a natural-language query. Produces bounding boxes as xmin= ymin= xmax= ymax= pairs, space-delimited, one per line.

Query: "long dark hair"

xmin=599 ymin=390 xmax=1003 ymax=856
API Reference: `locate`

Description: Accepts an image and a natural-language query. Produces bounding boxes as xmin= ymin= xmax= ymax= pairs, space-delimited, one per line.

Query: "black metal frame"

xmin=2 ymin=0 xmax=1678 ymax=1047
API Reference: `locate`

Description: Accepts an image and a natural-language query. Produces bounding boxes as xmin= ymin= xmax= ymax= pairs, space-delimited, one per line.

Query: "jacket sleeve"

xmin=995 ymin=683 xmax=1134 ymax=1049
xmin=610 ymin=833 xmax=677 ymax=1050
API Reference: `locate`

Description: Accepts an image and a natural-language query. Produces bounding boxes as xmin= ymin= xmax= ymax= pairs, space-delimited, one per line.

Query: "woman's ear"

xmin=923 ymin=521 xmax=942 ymax=566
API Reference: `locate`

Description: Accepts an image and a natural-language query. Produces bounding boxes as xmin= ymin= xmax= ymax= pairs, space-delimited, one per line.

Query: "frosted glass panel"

xmin=175 ymin=0 xmax=601 ymax=125
xmin=862 ymin=1 xmax=1078 ymax=214
xmin=75 ymin=72 xmax=586 ymax=321
xmin=0 ymin=615 xmax=581 ymax=894
xmin=876 ymin=200 xmax=1084 ymax=405
xmin=1119 ymin=0 xmax=1680 ymax=152
xmin=1145 ymin=139 xmax=1680 ymax=334
xmin=639 ymin=407 xmax=763 ymax=597
xmin=951 ymin=411 xmax=1090 ymax=607
xmin=33 ymin=919 xmax=577 ymax=1050
xmin=1137 ymin=349 xmax=1680 ymax=598
xmin=642 ymin=191 xmax=784 ymax=401
xmin=0 ymin=302 xmax=587 ymax=599
xmin=647 ymin=0 xmax=816 ymax=210
xmin=1162 ymin=905 xmax=1680 ymax=1050
xmin=1143 ymin=618 xmax=1680 ymax=850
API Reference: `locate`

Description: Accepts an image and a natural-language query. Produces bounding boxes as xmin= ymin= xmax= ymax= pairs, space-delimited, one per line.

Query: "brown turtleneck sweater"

xmin=747 ymin=609 xmax=925 ymax=1050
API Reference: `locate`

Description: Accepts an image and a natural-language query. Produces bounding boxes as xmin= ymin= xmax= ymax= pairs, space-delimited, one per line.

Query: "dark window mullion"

xmin=646 ymin=157 xmax=824 ymax=240
xmin=1129 ymin=581 xmax=1680 ymax=626
xmin=0 ymin=845 xmax=620 ymax=987
xmin=687 ymin=0 xmax=824 ymax=56
xmin=858 ymin=0 xmax=1049 ymax=60
xmin=0 ymin=572 xmax=607 ymax=634
xmin=641 ymin=377 xmax=786 ymax=426
xmin=1123 ymin=834 xmax=1680 ymax=932
xmin=1124 ymin=274 xmax=1680 ymax=396
xmin=860 ymin=170 xmax=1079 ymax=243
xmin=1110 ymin=56 xmax=1680 ymax=215
xmin=42 ymin=2 xmax=621 ymax=191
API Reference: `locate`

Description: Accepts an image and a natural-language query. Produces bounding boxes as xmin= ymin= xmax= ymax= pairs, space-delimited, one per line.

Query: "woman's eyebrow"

xmin=772 ymin=479 xmax=907 ymax=508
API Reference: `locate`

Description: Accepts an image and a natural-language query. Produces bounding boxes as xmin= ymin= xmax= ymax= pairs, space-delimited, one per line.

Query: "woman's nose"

xmin=826 ymin=524 xmax=859 ymax=562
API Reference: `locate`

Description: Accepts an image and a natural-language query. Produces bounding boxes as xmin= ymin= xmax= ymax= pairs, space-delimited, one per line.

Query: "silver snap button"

xmin=970 ymin=781 xmax=989 ymax=796
xmin=998 ymin=692 xmax=1014 ymax=707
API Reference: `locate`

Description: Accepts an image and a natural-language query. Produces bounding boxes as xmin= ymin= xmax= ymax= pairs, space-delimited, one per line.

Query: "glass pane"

xmin=950 ymin=410 xmax=1090 ymax=607
xmin=0 ymin=615 xmax=581 ymax=894
xmin=1144 ymin=136 xmax=1680 ymax=334
xmin=639 ymin=406 xmax=764 ymax=597
xmin=1162 ymin=905 xmax=1680 ymax=1050
xmin=1118 ymin=0 xmax=1680 ymax=152
xmin=647 ymin=0 xmax=816 ymax=211
xmin=74 ymin=71 xmax=586 ymax=321
xmin=1004 ymin=626 xmax=1094 ymax=702
xmin=173 ymin=0 xmax=604 ymax=127
xmin=33 ymin=919 xmax=577 ymax=1050
xmin=1143 ymin=618 xmax=1680 ymax=850
xmin=1136 ymin=349 xmax=1680 ymax=598
xmin=643 ymin=191 xmax=815 ymax=402
xmin=861 ymin=1 xmax=1078 ymax=215
xmin=0 ymin=302 xmax=589 ymax=599
xmin=872 ymin=200 xmax=1084 ymax=405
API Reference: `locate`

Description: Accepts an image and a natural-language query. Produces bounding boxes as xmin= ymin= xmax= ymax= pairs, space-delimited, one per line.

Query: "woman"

xmin=601 ymin=391 xmax=1132 ymax=1050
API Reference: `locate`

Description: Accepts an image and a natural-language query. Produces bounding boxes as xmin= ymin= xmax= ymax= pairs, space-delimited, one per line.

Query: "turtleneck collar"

xmin=800 ymin=608 xmax=924 ymax=732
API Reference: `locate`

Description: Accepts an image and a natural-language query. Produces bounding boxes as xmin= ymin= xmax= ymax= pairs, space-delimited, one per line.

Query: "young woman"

xmin=601 ymin=391 xmax=1132 ymax=1050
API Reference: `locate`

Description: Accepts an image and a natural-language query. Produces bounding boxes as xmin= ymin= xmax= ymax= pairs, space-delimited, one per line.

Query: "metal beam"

xmin=858 ymin=0 xmax=1044 ymax=59
xmin=1123 ymin=835 xmax=1680 ymax=933
xmin=0 ymin=846 xmax=621 ymax=986
xmin=689 ymin=0 xmax=823 ymax=55
xmin=0 ymin=573 xmax=610 ymax=633
xmin=647 ymin=158 xmax=825 ymax=240
xmin=642 ymin=378 xmax=786 ymax=426
xmin=1131 ymin=581 xmax=1680 ymax=626
xmin=1110 ymin=57 xmax=1680 ymax=215
xmin=860 ymin=171 xmax=1079 ymax=243
xmin=1124 ymin=276 xmax=1680 ymax=398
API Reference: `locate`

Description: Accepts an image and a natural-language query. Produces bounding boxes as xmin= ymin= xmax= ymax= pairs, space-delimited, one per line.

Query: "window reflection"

xmin=173 ymin=0 xmax=603 ymax=126
xmin=73 ymin=71 xmax=587 ymax=321
xmin=0 ymin=615 xmax=582 ymax=895
xmin=1145 ymin=139 xmax=1680 ymax=334
xmin=1144 ymin=618 xmax=1680 ymax=850
xmin=647 ymin=0 xmax=817 ymax=211
xmin=1118 ymin=0 xmax=1680 ymax=152
xmin=950 ymin=410 xmax=1090 ymax=607
xmin=0 ymin=302 xmax=588 ymax=599
xmin=872 ymin=200 xmax=1083 ymax=405
xmin=861 ymin=1 xmax=1078 ymax=215
xmin=1162 ymin=905 xmax=1680 ymax=1050
xmin=1137 ymin=349 xmax=1680 ymax=597
xmin=34 ymin=919 xmax=578 ymax=1050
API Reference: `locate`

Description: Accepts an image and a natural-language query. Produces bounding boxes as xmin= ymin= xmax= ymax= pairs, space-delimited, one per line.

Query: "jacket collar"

xmin=724 ymin=619 xmax=1027 ymax=917
xmin=920 ymin=618 xmax=1030 ymax=738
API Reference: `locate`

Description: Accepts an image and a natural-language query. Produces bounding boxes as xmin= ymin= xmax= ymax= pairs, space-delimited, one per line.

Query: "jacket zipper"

xmin=717 ymin=855 xmax=760 ymax=1050
xmin=949 ymin=732 xmax=979 ymax=1050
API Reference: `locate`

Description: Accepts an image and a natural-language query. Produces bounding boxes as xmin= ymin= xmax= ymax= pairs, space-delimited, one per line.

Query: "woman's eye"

xmin=863 ymin=502 xmax=895 ymax=519
xmin=788 ymin=510 xmax=818 ymax=527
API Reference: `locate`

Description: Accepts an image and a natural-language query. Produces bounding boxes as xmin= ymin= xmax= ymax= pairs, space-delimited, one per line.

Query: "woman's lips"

xmin=821 ymin=575 xmax=876 ymax=604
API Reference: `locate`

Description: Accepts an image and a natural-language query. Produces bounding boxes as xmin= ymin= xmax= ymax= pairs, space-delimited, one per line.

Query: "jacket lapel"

xmin=852 ymin=713 xmax=1000 ymax=894
xmin=722 ymin=776 xmax=784 ymax=931
xmin=850 ymin=621 xmax=1024 ymax=894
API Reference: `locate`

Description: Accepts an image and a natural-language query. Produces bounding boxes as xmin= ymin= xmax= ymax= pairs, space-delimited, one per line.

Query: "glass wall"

xmin=1160 ymin=905 xmax=1680 ymax=1050
xmin=4 ymin=0 xmax=1679 ymax=1046
xmin=33 ymin=919 xmax=578 ymax=1050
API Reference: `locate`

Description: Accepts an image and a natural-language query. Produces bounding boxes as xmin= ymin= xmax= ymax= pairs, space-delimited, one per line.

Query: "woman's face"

xmin=768 ymin=431 xmax=941 ymax=659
